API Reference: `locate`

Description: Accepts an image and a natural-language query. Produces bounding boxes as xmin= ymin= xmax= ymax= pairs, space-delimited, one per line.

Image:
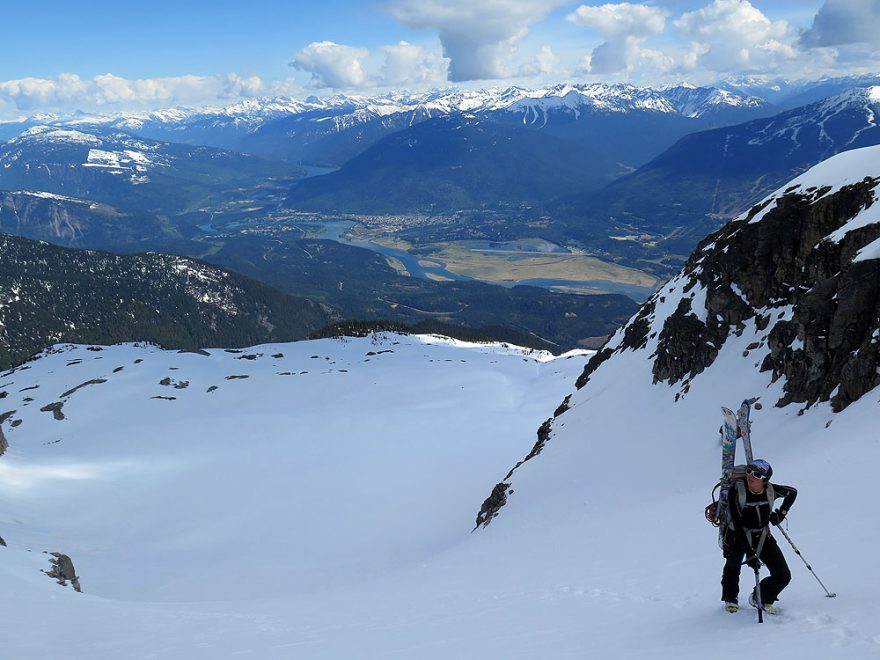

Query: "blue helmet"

xmin=747 ymin=459 xmax=773 ymax=480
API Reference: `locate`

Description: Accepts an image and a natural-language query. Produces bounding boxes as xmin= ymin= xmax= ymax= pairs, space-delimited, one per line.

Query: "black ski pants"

xmin=721 ymin=529 xmax=791 ymax=603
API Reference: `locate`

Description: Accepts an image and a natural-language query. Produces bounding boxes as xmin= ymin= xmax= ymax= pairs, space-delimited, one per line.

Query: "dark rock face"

xmin=765 ymin=256 xmax=880 ymax=410
xmin=473 ymin=417 xmax=557 ymax=528
xmin=652 ymin=297 xmax=719 ymax=384
xmin=577 ymin=174 xmax=880 ymax=412
xmin=44 ymin=552 xmax=82 ymax=592
xmin=474 ymin=482 xmax=511 ymax=529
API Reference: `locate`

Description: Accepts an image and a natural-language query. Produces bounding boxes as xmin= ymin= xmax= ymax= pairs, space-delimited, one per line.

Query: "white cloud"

xmin=266 ymin=78 xmax=303 ymax=97
xmin=0 ymin=73 xmax=274 ymax=113
xmin=567 ymin=3 xmax=670 ymax=74
xmin=379 ymin=41 xmax=449 ymax=87
xmin=567 ymin=3 xmax=667 ymax=37
xmin=517 ymin=45 xmax=562 ymax=78
xmin=221 ymin=73 xmax=266 ymax=98
xmin=534 ymin=45 xmax=561 ymax=76
xmin=801 ymin=0 xmax=880 ymax=48
xmin=289 ymin=41 xmax=369 ymax=89
xmin=674 ymin=0 xmax=799 ymax=73
xmin=386 ymin=0 xmax=567 ymax=81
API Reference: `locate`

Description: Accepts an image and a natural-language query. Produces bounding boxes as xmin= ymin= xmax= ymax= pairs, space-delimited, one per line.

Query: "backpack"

xmin=704 ymin=464 xmax=746 ymax=530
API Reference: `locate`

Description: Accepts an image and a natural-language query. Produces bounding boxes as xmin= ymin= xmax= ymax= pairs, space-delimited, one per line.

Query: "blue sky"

xmin=1 ymin=1 xmax=877 ymax=118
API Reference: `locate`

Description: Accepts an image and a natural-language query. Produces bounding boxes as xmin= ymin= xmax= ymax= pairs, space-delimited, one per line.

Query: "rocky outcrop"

xmin=575 ymin=171 xmax=880 ymax=412
xmin=43 ymin=552 xmax=82 ymax=592
xmin=474 ymin=412 xmax=567 ymax=528
xmin=474 ymin=482 xmax=511 ymax=530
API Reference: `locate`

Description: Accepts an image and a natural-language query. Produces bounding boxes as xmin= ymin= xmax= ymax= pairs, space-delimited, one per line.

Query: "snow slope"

xmin=0 ymin=327 xmax=877 ymax=658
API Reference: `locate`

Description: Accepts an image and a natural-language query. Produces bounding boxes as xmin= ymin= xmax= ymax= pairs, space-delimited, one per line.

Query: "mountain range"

xmin=1 ymin=83 xmax=771 ymax=170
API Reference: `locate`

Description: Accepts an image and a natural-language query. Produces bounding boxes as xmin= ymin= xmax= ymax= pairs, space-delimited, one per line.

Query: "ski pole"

xmin=776 ymin=525 xmax=837 ymax=598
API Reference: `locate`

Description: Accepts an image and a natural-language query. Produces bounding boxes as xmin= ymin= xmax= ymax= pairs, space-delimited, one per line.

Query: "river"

xmin=200 ymin=218 xmax=654 ymax=301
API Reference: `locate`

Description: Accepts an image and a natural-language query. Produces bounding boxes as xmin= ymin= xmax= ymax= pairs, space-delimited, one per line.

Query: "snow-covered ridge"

xmin=13 ymin=126 xmax=102 ymax=146
xmin=746 ymin=86 xmax=879 ymax=149
xmin=579 ymin=143 xmax=880 ymax=414
xmin=744 ymin=144 xmax=880 ymax=235
xmin=12 ymin=83 xmax=766 ymax=137
xmin=13 ymin=190 xmax=93 ymax=205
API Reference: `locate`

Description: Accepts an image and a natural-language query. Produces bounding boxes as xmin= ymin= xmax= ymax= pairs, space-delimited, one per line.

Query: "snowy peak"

xmin=659 ymin=85 xmax=765 ymax=117
xmin=10 ymin=83 xmax=767 ymax=137
xmin=745 ymin=86 xmax=880 ymax=150
xmin=745 ymin=143 xmax=880 ymax=225
xmin=488 ymin=83 xmax=763 ymax=120
xmin=1 ymin=125 xmax=168 ymax=185
xmin=578 ymin=144 xmax=880 ymax=413
xmin=813 ymin=85 xmax=880 ymax=117
xmin=12 ymin=126 xmax=103 ymax=146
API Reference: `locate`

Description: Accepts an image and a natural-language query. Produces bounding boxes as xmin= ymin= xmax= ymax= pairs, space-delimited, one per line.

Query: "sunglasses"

xmin=746 ymin=469 xmax=768 ymax=480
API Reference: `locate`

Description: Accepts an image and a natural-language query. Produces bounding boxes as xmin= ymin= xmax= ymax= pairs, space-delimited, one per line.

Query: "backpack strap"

xmin=735 ymin=480 xmax=747 ymax=511
xmin=735 ymin=480 xmax=776 ymax=530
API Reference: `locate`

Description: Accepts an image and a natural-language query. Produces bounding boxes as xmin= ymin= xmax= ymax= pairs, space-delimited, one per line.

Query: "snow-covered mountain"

xmin=0 ymin=124 xmax=301 ymax=214
xmin=718 ymin=73 xmax=880 ymax=108
xmin=281 ymin=83 xmax=772 ymax=213
xmin=94 ymin=83 xmax=767 ymax=133
xmin=1 ymin=145 xmax=878 ymax=658
xmin=561 ymin=86 xmax=880 ymax=269
xmin=0 ymin=83 xmax=770 ymax=167
xmin=2 ymin=125 xmax=167 ymax=185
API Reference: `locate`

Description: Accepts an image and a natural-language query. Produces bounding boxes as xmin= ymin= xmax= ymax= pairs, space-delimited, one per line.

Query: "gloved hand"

xmin=769 ymin=508 xmax=787 ymax=526
xmin=745 ymin=555 xmax=761 ymax=571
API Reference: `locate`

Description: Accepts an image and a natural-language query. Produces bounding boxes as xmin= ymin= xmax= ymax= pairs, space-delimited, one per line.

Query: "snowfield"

xmin=0 ymin=331 xmax=877 ymax=659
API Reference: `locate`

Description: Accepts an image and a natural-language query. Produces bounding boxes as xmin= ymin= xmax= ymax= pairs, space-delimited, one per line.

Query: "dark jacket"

xmin=728 ymin=481 xmax=797 ymax=531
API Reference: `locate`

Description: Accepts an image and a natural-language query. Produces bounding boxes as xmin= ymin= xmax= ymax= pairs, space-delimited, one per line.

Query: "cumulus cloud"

xmin=533 ymin=45 xmax=561 ymax=76
xmin=386 ymin=0 xmax=567 ymax=81
xmin=379 ymin=41 xmax=449 ymax=86
xmin=567 ymin=2 xmax=667 ymax=37
xmin=674 ymin=0 xmax=799 ymax=73
xmin=289 ymin=41 xmax=369 ymax=89
xmin=0 ymin=73 xmax=273 ymax=113
xmin=567 ymin=3 xmax=670 ymax=74
xmin=801 ymin=0 xmax=880 ymax=48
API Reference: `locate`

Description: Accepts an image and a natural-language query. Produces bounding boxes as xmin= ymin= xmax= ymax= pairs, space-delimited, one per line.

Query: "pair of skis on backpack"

xmin=707 ymin=398 xmax=757 ymax=544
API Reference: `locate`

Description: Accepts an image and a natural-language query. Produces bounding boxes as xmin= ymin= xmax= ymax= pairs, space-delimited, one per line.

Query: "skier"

xmin=721 ymin=459 xmax=797 ymax=614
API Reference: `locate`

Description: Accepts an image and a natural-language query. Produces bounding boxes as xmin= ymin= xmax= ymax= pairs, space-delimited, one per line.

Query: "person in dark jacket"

xmin=721 ymin=459 xmax=797 ymax=614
